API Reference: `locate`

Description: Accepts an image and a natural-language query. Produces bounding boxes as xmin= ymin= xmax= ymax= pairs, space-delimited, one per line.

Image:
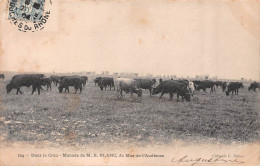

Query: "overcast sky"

xmin=1 ymin=0 xmax=259 ymax=80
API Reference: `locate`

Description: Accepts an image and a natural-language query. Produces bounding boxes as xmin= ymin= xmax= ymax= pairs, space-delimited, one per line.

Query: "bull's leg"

xmin=49 ymin=84 xmax=52 ymax=91
xmin=177 ymin=94 xmax=179 ymax=101
xmin=110 ymin=85 xmax=111 ymax=90
xmin=159 ymin=92 xmax=165 ymax=99
xmin=75 ymin=88 xmax=78 ymax=94
xmin=236 ymin=89 xmax=239 ymax=95
xmin=149 ymin=88 xmax=152 ymax=96
xmin=32 ymin=85 xmax=36 ymax=94
xmin=169 ymin=92 xmax=173 ymax=100
xmin=80 ymin=86 xmax=82 ymax=93
xmin=65 ymin=87 xmax=69 ymax=93
xmin=16 ymin=87 xmax=22 ymax=94
xmin=37 ymin=85 xmax=41 ymax=95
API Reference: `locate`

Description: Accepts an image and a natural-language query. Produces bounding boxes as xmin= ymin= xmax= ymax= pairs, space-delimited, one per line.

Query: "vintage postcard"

xmin=0 ymin=0 xmax=259 ymax=165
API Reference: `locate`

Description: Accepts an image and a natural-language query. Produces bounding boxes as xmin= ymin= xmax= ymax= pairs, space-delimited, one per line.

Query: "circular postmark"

xmin=8 ymin=0 xmax=52 ymax=32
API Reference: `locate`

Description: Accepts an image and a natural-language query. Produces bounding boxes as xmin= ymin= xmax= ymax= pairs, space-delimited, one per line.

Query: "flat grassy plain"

xmin=0 ymin=77 xmax=259 ymax=148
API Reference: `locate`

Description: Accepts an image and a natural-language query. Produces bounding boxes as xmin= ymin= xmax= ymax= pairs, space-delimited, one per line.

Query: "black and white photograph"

xmin=0 ymin=0 xmax=259 ymax=165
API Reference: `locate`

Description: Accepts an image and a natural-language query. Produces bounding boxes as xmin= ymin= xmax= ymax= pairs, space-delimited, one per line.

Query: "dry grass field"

xmin=0 ymin=74 xmax=259 ymax=148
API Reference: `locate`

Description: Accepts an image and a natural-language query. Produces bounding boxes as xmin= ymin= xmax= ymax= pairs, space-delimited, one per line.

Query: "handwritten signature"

xmin=171 ymin=155 xmax=245 ymax=166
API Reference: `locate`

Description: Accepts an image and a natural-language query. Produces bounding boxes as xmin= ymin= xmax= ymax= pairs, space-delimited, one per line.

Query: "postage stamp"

xmin=8 ymin=0 xmax=45 ymax=22
xmin=8 ymin=0 xmax=52 ymax=32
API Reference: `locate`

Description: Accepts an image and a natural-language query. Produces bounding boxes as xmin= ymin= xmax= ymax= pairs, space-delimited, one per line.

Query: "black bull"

xmin=134 ymin=78 xmax=155 ymax=96
xmin=248 ymin=82 xmax=260 ymax=92
xmin=99 ymin=77 xmax=115 ymax=91
xmin=152 ymin=80 xmax=191 ymax=101
xmin=193 ymin=80 xmax=215 ymax=93
xmin=6 ymin=74 xmax=44 ymax=95
xmin=58 ymin=76 xmax=82 ymax=93
xmin=226 ymin=82 xmax=244 ymax=95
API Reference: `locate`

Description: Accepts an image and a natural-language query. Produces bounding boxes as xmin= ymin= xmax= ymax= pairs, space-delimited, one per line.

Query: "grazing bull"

xmin=40 ymin=78 xmax=52 ymax=91
xmin=0 ymin=74 xmax=4 ymax=79
xmin=6 ymin=74 xmax=44 ymax=95
xmin=116 ymin=78 xmax=142 ymax=97
xmin=58 ymin=76 xmax=82 ymax=93
xmin=152 ymin=80 xmax=191 ymax=101
xmin=99 ymin=77 xmax=115 ymax=91
xmin=226 ymin=82 xmax=244 ymax=96
xmin=193 ymin=80 xmax=215 ymax=93
xmin=248 ymin=82 xmax=260 ymax=92
xmin=50 ymin=75 xmax=60 ymax=86
xmin=94 ymin=77 xmax=103 ymax=86
xmin=134 ymin=78 xmax=155 ymax=96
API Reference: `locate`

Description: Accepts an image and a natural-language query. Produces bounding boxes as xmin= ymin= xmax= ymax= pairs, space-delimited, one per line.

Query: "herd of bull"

xmin=2 ymin=74 xmax=260 ymax=102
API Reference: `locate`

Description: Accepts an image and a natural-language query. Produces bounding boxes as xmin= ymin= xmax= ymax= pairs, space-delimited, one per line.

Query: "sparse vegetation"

xmin=0 ymin=76 xmax=259 ymax=148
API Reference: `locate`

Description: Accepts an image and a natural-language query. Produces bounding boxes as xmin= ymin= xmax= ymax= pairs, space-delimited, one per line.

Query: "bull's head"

xmin=6 ymin=84 xmax=13 ymax=94
xmin=184 ymin=92 xmax=191 ymax=101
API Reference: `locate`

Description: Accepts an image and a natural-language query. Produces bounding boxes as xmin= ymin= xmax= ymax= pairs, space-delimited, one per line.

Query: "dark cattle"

xmin=116 ymin=78 xmax=142 ymax=97
xmin=50 ymin=75 xmax=60 ymax=86
xmin=58 ymin=76 xmax=82 ymax=93
xmin=159 ymin=78 xmax=163 ymax=84
xmin=152 ymin=80 xmax=190 ymax=101
xmin=99 ymin=77 xmax=115 ymax=91
xmin=226 ymin=82 xmax=244 ymax=96
xmin=81 ymin=76 xmax=88 ymax=86
xmin=94 ymin=77 xmax=103 ymax=86
xmin=40 ymin=78 xmax=52 ymax=91
xmin=0 ymin=74 xmax=4 ymax=79
xmin=6 ymin=74 xmax=44 ymax=95
xmin=134 ymin=78 xmax=155 ymax=96
xmin=248 ymin=82 xmax=260 ymax=92
xmin=193 ymin=80 xmax=215 ymax=93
